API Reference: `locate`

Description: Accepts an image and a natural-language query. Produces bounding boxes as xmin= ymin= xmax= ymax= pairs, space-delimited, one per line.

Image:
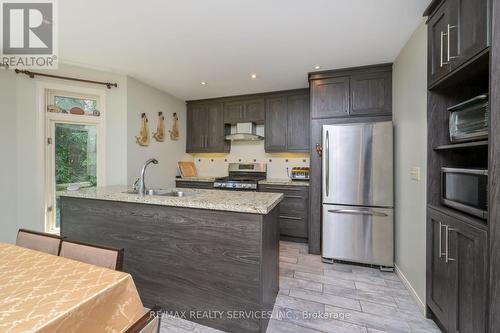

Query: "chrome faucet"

xmin=138 ymin=158 xmax=158 ymax=197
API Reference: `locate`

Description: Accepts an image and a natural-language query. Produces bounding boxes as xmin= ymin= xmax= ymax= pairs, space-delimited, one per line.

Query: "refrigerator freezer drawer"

xmin=322 ymin=205 xmax=394 ymax=267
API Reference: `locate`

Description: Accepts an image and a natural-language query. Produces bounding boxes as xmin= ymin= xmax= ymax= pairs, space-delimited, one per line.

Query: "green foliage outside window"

xmin=55 ymin=124 xmax=97 ymax=188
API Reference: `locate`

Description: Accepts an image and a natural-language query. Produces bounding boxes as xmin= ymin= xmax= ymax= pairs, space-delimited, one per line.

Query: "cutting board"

xmin=178 ymin=161 xmax=197 ymax=178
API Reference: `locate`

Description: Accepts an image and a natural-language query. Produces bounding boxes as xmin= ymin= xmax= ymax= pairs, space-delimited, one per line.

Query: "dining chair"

xmin=16 ymin=229 xmax=61 ymax=256
xmin=125 ymin=305 xmax=162 ymax=333
xmin=59 ymin=239 xmax=124 ymax=270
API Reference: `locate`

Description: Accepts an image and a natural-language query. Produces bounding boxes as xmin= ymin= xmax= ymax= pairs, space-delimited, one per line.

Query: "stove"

xmin=213 ymin=163 xmax=267 ymax=190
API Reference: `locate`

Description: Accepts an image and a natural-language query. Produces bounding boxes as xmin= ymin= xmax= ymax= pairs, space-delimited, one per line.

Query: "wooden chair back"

xmin=16 ymin=229 xmax=61 ymax=256
xmin=59 ymin=239 xmax=124 ymax=270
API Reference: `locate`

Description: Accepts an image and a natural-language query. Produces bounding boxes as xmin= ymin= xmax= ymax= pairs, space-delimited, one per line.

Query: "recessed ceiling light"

xmin=251 ymin=74 xmax=257 ymax=79
xmin=314 ymin=65 xmax=321 ymax=70
xmin=200 ymin=81 xmax=207 ymax=85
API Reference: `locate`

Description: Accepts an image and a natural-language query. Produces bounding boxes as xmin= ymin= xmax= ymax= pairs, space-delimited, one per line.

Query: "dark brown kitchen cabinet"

xmin=186 ymin=102 xmax=229 ymax=153
xmin=310 ymin=77 xmax=349 ymax=118
xmin=427 ymin=207 xmax=487 ymax=333
xmin=265 ymin=91 xmax=310 ymax=153
xmin=350 ymin=71 xmax=392 ymax=116
xmin=223 ymin=99 xmax=265 ymax=124
xmin=265 ymin=97 xmax=288 ymax=152
xmin=287 ymin=93 xmax=310 ymax=151
xmin=259 ymin=185 xmax=309 ymax=241
xmin=428 ymin=2 xmax=452 ymax=85
xmin=426 ymin=0 xmax=489 ymax=87
xmin=449 ymin=0 xmax=489 ymax=69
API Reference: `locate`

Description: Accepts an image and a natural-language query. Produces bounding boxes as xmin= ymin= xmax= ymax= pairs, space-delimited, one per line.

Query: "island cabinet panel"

xmin=60 ymin=197 xmax=279 ymax=333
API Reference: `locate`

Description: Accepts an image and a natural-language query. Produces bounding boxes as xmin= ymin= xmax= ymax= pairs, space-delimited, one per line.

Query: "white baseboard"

xmin=394 ymin=264 xmax=426 ymax=315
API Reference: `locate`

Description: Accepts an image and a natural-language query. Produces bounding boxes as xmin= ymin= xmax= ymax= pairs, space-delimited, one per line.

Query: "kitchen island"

xmin=59 ymin=186 xmax=282 ymax=333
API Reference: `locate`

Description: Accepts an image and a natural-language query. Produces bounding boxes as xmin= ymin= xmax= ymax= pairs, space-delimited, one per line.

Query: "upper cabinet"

xmin=187 ymin=89 xmax=309 ymax=154
xmin=310 ymin=77 xmax=349 ymax=118
xmin=309 ymin=64 xmax=392 ymax=119
xmin=265 ymin=90 xmax=310 ymax=153
xmin=223 ymin=98 xmax=265 ymax=124
xmin=426 ymin=0 xmax=489 ymax=87
xmin=186 ymin=102 xmax=229 ymax=153
xmin=350 ymin=72 xmax=392 ymax=116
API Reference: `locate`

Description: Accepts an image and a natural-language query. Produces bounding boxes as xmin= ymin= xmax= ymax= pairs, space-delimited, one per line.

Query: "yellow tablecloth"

xmin=0 ymin=242 xmax=145 ymax=333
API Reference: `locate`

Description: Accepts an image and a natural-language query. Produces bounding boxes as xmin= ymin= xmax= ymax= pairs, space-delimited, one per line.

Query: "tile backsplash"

xmin=190 ymin=141 xmax=310 ymax=179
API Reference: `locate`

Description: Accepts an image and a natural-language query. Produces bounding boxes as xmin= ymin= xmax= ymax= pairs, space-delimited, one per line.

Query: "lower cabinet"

xmin=427 ymin=207 xmax=487 ymax=333
xmin=175 ymin=180 xmax=214 ymax=189
xmin=259 ymin=185 xmax=309 ymax=241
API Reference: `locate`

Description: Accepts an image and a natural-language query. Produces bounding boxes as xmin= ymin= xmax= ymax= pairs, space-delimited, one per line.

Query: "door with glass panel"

xmin=45 ymin=90 xmax=104 ymax=232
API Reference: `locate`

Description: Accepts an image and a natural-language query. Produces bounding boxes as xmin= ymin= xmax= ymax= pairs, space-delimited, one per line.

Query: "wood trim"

xmin=186 ymin=88 xmax=309 ymax=104
xmin=124 ymin=305 xmax=162 ymax=333
xmin=308 ymin=63 xmax=392 ymax=81
xmin=59 ymin=239 xmax=124 ymax=271
xmin=423 ymin=0 xmax=445 ymax=17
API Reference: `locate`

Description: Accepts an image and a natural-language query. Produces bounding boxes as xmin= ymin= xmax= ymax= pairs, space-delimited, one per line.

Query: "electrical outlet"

xmin=410 ymin=167 xmax=421 ymax=181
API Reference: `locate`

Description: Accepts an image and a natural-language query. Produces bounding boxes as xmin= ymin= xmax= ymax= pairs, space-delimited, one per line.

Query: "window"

xmin=45 ymin=89 xmax=105 ymax=232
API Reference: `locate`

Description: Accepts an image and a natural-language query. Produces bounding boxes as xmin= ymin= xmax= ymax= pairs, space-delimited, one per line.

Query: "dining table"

xmin=0 ymin=242 xmax=145 ymax=333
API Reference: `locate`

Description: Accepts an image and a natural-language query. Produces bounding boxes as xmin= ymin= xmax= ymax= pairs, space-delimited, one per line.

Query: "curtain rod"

xmin=14 ymin=69 xmax=118 ymax=89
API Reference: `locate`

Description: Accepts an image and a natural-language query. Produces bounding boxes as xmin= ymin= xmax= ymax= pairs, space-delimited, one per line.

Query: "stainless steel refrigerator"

xmin=322 ymin=121 xmax=394 ymax=268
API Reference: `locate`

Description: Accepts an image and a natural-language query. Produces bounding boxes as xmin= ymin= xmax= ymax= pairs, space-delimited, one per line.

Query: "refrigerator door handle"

xmin=327 ymin=209 xmax=389 ymax=217
xmin=325 ymin=130 xmax=329 ymax=197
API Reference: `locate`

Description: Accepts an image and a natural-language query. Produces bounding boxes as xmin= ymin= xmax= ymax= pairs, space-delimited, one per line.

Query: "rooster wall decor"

xmin=153 ymin=111 xmax=165 ymax=142
xmin=169 ymin=112 xmax=180 ymax=141
xmin=136 ymin=113 xmax=150 ymax=146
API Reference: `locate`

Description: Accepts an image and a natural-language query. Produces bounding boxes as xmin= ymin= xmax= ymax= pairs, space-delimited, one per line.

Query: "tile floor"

xmin=160 ymin=241 xmax=441 ymax=333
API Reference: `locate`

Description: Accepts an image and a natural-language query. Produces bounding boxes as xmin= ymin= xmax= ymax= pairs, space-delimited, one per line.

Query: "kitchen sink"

xmin=123 ymin=189 xmax=196 ymax=197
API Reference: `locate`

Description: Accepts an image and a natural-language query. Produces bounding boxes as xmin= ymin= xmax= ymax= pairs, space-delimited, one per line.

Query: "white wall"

xmin=126 ymin=76 xmax=190 ymax=188
xmin=0 ymin=71 xmax=18 ymax=243
xmin=393 ymin=21 xmax=428 ymax=305
xmin=193 ymin=141 xmax=309 ymax=178
xmin=0 ymin=64 xmax=129 ymax=240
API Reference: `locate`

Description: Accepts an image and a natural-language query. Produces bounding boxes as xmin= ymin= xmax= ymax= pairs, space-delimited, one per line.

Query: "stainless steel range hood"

xmin=225 ymin=122 xmax=264 ymax=141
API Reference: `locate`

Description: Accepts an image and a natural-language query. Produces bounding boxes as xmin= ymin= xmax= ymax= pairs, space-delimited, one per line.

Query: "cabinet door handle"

xmin=447 ymin=24 xmax=458 ymax=61
xmin=445 ymin=225 xmax=456 ymax=263
xmin=280 ymin=215 xmax=302 ymax=221
xmin=438 ymin=222 xmax=445 ymax=258
xmin=284 ymin=195 xmax=302 ymax=199
xmin=440 ymin=31 xmax=449 ymax=67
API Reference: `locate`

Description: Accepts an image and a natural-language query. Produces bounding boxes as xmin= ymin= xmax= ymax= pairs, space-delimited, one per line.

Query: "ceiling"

xmin=59 ymin=0 xmax=430 ymax=101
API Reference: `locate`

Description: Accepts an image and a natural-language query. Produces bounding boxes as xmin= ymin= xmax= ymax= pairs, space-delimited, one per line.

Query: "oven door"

xmin=441 ymin=168 xmax=488 ymax=219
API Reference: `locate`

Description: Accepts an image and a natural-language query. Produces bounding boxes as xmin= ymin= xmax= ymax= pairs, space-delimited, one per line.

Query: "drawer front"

xmin=280 ymin=216 xmax=308 ymax=238
xmin=176 ymin=181 xmax=214 ymax=189
xmin=260 ymin=185 xmax=309 ymax=239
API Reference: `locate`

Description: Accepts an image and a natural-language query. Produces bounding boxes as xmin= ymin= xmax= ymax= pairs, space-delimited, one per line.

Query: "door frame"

xmin=36 ymin=82 xmax=107 ymax=233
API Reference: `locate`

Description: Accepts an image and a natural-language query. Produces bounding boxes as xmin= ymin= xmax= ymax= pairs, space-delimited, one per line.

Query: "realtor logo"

xmin=1 ymin=0 xmax=58 ymax=68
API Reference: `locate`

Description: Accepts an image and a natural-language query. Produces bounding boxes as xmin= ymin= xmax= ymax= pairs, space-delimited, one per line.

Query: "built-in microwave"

xmin=441 ymin=167 xmax=488 ymax=219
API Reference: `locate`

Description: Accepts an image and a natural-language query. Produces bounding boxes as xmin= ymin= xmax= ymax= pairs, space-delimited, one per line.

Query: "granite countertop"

xmin=258 ymin=179 xmax=310 ymax=187
xmin=176 ymin=177 xmax=217 ymax=182
xmin=58 ymin=185 xmax=283 ymax=215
